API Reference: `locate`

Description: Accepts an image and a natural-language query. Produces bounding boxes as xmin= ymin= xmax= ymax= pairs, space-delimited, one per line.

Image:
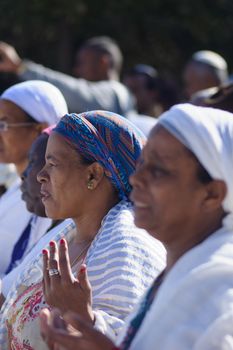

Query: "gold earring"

xmin=87 ymin=180 xmax=94 ymax=190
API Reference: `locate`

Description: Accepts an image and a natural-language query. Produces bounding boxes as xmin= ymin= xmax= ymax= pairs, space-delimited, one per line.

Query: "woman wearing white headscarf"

xmin=123 ymin=103 xmax=233 ymax=350
xmin=0 ymin=80 xmax=68 ymax=278
xmin=40 ymin=103 xmax=233 ymax=350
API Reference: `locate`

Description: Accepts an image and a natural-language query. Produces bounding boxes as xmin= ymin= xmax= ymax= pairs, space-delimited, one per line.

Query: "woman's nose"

xmin=130 ymin=163 xmax=146 ymax=189
xmin=37 ymin=166 xmax=47 ymax=183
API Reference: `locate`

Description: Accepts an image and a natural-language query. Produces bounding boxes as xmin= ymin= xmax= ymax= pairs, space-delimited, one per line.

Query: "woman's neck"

xmin=72 ymin=195 xmax=119 ymax=243
xmin=165 ymin=216 xmax=224 ymax=273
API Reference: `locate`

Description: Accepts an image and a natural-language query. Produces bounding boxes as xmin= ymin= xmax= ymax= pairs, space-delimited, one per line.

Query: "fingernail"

xmin=42 ymin=249 xmax=47 ymax=255
xmin=60 ymin=238 xmax=66 ymax=245
xmin=80 ymin=266 xmax=86 ymax=273
xmin=40 ymin=309 xmax=47 ymax=319
xmin=49 ymin=241 xmax=55 ymax=247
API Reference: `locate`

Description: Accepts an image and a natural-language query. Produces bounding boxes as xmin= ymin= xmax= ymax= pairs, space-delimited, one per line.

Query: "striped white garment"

xmin=86 ymin=200 xmax=166 ymax=339
xmin=0 ymin=200 xmax=166 ymax=347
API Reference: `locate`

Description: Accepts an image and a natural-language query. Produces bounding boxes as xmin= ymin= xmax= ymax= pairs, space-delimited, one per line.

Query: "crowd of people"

xmin=0 ymin=36 xmax=232 ymax=350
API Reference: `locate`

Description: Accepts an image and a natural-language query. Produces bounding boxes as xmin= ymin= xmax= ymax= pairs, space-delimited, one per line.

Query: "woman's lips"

xmin=130 ymin=192 xmax=149 ymax=209
xmin=40 ymin=190 xmax=51 ymax=202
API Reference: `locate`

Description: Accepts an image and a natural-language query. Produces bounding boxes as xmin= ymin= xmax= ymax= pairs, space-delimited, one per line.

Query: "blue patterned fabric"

xmin=53 ymin=111 xmax=146 ymax=200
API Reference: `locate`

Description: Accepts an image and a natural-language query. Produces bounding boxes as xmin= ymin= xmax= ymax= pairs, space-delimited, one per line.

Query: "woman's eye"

xmin=45 ymin=160 xmax=55 ymax=168
xmin=49 ymin=161 xmax=58 ymax=168
xmin=151 ymin=167 xmax=167 ymax=177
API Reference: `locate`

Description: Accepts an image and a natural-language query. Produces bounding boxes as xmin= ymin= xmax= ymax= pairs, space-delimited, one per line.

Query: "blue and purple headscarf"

xmin=53 ymin=110 xmax=146 ymax=200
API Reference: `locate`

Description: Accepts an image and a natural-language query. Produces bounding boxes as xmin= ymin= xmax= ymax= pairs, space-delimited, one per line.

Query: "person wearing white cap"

xmin=0 ymin=80 xmax=68 ymax=279
xmin=183 ymin=50 xmax=228 ymax=99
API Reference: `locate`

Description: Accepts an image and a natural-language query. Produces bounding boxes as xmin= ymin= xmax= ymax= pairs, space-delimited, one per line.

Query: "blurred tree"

xmin=0 ymin=0 xmax=232 ymax=84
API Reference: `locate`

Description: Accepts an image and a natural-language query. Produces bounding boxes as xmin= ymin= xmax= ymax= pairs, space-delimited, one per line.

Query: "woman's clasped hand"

xmin=40 ymin=308 xmax=115 ymax=350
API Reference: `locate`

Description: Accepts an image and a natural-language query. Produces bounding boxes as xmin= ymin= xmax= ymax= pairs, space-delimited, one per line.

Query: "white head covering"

xmin=1 ymin=80 xmax=68 ymax=125
xmin=192 ymin=50 xmax=228 ymax=84
xmin=158 ymin=103 xmax=233 ymax=229
xmin=192 ymin=50 xmax=227 ymax=71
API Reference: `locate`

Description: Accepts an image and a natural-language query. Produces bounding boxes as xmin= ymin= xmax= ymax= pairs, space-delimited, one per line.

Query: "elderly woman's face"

xmin=130 ymin=126 xmax=208 ymax=245
xmin=38 ymin=132 xmax=90 ymax=220
xmin=21 ymin=134 xmax=48 ymax=217
xmin=0 ymin=100 xmax=38 ymax=169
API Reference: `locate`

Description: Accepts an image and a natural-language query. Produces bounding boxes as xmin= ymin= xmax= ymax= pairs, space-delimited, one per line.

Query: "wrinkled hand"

xmin=40 ymin=308 xmax=115 ymax=350
xmin=43 ymin=239 xmax=94 ymax=324
xmin=0 ymin=42 xmax=22 ymax=73
xmin=40 ymin=308 xmax=67 ymax=350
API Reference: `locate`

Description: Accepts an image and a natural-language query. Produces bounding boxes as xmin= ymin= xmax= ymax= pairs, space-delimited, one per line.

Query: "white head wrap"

xmin=191 ymin=50 xmax=228 ymax=83
xmin=192 ymin=50 xmax=228 ymax=71
xmin=158 ymin=103 xmax=233 ymax=229
xmin=1 ymin=80 xmax=68 ymax=125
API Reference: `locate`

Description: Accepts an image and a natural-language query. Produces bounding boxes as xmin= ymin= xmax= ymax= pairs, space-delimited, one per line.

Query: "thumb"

xmin=40 ymin=308 xmax=51 ymax=338
xmin=77 ymin=264 xmax=91 ymax=292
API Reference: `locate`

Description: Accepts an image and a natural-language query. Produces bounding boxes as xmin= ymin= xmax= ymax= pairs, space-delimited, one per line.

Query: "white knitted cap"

xmin=1 ymin=80 xmax=68 ymax=125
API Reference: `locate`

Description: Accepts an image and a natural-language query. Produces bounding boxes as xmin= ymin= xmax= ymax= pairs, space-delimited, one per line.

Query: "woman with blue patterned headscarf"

xmin=1 ymin=110 xmax=166 ymax=350
xmin=53 ymin=110 xmax=145 ymax=200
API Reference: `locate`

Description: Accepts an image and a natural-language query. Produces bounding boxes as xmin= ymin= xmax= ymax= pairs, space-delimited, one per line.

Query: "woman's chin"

xmin=134 ymin=215 xmax=150 ymax=230
xmin=44 ymin=208 xmax=59 ymax=220
xmin=133 ymin=207 xmax=150 ymax=227
xmin=45 ymin=207 xmax=68 ymax=221
xmin=134 ymin=215 xmax=159 ymax=237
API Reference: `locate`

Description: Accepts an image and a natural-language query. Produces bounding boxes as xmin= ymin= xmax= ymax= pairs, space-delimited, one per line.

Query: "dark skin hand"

xmin=42 ymin=238 xmax=94 ymax=324
xmin=40 ymin=308 xmax=116 ymax=350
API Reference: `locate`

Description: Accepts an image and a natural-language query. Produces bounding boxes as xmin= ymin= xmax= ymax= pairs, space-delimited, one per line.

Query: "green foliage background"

xmin=1 ymin=0 xmax=233 ymax=80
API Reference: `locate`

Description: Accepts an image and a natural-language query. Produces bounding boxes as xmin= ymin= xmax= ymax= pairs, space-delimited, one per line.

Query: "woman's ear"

xmin=86 ymin=163 xmax=105 ymax=190
xmin=35 ymin=122 xmax=49 ymax=133
xmin=203 ymin=179 xmax=227 ymax=212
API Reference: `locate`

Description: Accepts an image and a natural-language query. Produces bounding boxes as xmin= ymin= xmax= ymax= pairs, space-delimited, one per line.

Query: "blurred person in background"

xmin=183 ymin=50 xmax=228 ymax=100
xmin=123 ymin=64 xmax=180 ymax=117
xmin=73 ymin=36 xmax=122 ymax=82
xmin=0 ymin=39 xmax=135 ymax=116
xmin=0 ymin=80 xmax=68 ymax=278
xmin=191 ymin=82 xmax=233 ymax=114
xmin=0 ymin=127 xmax=73 ymax=306
xmin=0 ymin=40 xmax=160 ymax=136
xmin=0 ymin=73 xmax=21 ymax=197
